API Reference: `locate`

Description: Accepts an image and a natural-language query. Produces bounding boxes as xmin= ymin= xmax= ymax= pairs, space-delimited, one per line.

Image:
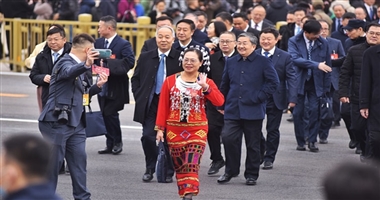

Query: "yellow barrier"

xmin=1 ymin=17 xmax=156 ymax=72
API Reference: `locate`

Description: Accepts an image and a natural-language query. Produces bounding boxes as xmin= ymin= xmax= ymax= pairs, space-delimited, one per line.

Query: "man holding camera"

xmin=38 ymin=33 xmax=108 ymax=200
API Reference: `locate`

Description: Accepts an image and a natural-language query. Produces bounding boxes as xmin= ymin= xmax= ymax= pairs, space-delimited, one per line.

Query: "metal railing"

xmin=1 ymin=17 xmax=156 ymax=72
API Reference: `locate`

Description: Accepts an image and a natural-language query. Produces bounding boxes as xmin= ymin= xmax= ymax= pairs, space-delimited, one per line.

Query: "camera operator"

xmin=38 ymin=33 xmax=108 ymax=200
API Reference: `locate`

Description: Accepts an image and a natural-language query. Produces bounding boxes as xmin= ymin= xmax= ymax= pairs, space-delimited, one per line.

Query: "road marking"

xmin=0 ymin=93 xmax=28 ymax=97
xmin=0 ymin=118 xmax=142 ymax=130
xmin=0 ymin=72 xmax=30 ymax=76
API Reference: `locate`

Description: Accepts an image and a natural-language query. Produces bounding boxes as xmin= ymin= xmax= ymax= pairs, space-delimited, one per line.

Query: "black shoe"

xmin=65 ymin=164 xmax=70 ymax=175
xmin=333 ymin=121 xmax=340 ymax=127
xmin=59 ymin=162 xmax=65 ymax=175
xmin=355 ymin=147 xmax=362 ymax=154
xmin=308 ymin=143 xmax=319 ymax=152
xmin=142 ymin=169 xmax=154 ymax=182
xmin=207 ymin=160 xmax=225 ymax=175
xmin=319 ymin=139 xmax=328 ymax=144
xmin=112 ymin=143 xmax=123 ymax=155
xmin=296 ymin=145 xmax=306 ymax=151
xmin=262 ymin=161 xmax=273 ymax=170
xmin=98 ymin=147 xmax=113 ymax=154
xmin=165 ymin=176 xmax=173 ymax=183
xmin=286 ymin=117 xmax=294 ymax=122
xmin=182 ymin=197 xmax=192 ymax=200
xmin=217 ymin=173 xmax=236 ymax=184
xmin=349 ymin=140 xmax=358 ymax=149
xmin=245 ymin=178 xmax=257 ymax=185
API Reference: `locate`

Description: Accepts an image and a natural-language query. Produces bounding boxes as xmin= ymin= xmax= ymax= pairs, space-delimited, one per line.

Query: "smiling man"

xmin=255 ymin=27 xmax=297 ymax=170
xmin=217 ymin=32 xmax=279 ymax=185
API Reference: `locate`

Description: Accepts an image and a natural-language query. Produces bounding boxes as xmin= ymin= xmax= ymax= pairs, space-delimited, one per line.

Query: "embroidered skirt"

xmin=166 ymin=121 xmax=208 ymax=198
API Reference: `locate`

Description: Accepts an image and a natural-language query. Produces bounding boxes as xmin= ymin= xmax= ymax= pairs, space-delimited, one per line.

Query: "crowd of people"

xmin=1 ymin=0 xmax=380 ymax=200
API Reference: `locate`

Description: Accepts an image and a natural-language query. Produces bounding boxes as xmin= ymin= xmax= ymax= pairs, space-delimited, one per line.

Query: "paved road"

xmin=0 ymin=71 xmax=360 ymax=200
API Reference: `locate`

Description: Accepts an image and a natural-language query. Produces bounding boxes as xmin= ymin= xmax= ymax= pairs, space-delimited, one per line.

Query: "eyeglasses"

xmin=367 ymin=31 xmax=380 ymax=36
xmin=220 ymin=40 xmax=235 ymax=44
xmin=183 ymin=58 xmax=198 ymax=64
xmin=47 ymin=37 xmax=64 ymax=42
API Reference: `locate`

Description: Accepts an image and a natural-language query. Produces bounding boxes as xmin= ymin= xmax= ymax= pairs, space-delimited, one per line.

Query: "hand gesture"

xmin=96 ymin=72 xmax=108 ymax=88
xmin=197 ymin=72 xmax=208 ymax=89
xmin=85 ymin=50 xmax=99 ymax=66
xmin=44 ymin=74 xmax=51 ymax=83
xmin=318 ymin=62 xmax=332 ymax=73
xmin=360 ymin=108 xmax=369 ymax=119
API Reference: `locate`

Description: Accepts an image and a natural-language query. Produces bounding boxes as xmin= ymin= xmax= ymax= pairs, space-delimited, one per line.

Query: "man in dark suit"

xmin=173 ymin=19 xmax=210 ymax=73
xmin=217 ymin=32 xmax=279 ymax=185
xmin=331 ymin=12 xmax=356 ymax=52
xmin=359 ymin=24 xmax=380 ymax=164
xmin=255 ymin=27 xmax=297 ymax=169
xmin=288 ymin=20 xmax=332 ymax=152
xmin=38 ymin=33 xmax=108 ymax=200
xmin=331 ymin=4 xmax=346 ymax=33
xmin=249 ymin=5 xmax=274 ymax=32
xmin=131 ymin=25 xmax=181 ymax=183
xmin=195 ymin=11 xmax=208 ymax=34
xmin=141 ymin=16 xmax=173 ymax=53
xmin=318 ymin=20 xmax=346 ymax=144
xmin=206 ymin=31 xmax=238 ymax=176
xmin=215 ymin=12 xmax=244 ymax=38
xmin=95 ymin=15 xmax=135 ymax=155
xmin=184 ymin=12 xmax=210 ymax=45
xmin=232 ymin=12 xmax=260 ymax=39
xmin=279 ymin=8 xmax=306 ymax=51
xmin=361 ymin=0 xmax=377 ymax=22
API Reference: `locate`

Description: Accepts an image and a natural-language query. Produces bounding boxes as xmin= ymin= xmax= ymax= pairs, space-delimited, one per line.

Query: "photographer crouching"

xmin=38 ymin=33 xmax=108 ymax=200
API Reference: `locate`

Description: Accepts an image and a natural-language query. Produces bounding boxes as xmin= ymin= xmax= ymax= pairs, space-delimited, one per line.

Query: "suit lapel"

xmin=108 ymin=35 xmax=119 ymax=50
xmin=272 ymin=48 xmax=280 ymax=66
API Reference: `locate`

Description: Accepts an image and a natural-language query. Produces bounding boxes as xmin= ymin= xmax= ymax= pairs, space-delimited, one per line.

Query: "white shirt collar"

xmin=223 ymin=49 xmax=235 ymax=57
xmin=228 ymin=27 xmax=233 ymax=32
xmin=251 ymin=20 xmax=263 ymax=31
xmin=158 ymin=49 xmax=170 ymax=58
xmin=69 ymin=53 xmax=82 ymax=64
xmin=200 ymin=27 xmax=206 ymax=32
xmin=51 ymin=48 xmax=64 ymax=56
xmin=179 ymin=39 xmax=192 ymax=48
xmin=303 ymin=33 xmax=314 ymax=47
xmin=261 ymin=47 xmax=275 ymax=56
xmin=243 ymin=25 xmax=249 ymax=32
xmin=105 ymin=33 xmax=117 ymax=48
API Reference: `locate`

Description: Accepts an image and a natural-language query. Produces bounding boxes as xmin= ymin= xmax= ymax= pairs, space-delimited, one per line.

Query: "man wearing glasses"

xmin=340 ymin=23 xmax=380 ymax=162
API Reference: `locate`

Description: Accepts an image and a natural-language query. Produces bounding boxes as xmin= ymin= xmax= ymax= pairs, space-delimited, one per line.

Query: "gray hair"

xmin=184 ymin=12 xmax=199 ymax=23
xmin=238 ymin=32 xmax=258 ymax=45
xmin=155 ymin=25 xmax=175 ymax=38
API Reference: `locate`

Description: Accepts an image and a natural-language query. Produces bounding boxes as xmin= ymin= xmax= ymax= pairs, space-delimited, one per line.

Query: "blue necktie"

xmin=155 ymin=54 xmax=166 ymax=94
xmin=306 ymin=40 xmax=313 ymax=81
xmin=104 ymin=39 xmax=109 ymax=49
xmin=53 ymin=52 xmax=59 ymax=63
xmin=370 ymin=7 xmax=374 ymax=20
xmin=264 ymin=51 xmax=270 ymax=57
xmin=336 ymin=18 xmax=341 ymax=30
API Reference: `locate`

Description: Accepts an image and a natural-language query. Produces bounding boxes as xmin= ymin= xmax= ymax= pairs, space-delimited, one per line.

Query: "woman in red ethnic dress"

xmin=156 ymin=48 xmax=224 ymax=200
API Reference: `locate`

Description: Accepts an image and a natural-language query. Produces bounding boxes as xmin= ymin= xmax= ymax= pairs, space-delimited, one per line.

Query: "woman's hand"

xmin=156 ymin=130 xmax=164 ymax=142
xmin=197 ymin=72 xmax=208 ymax=90
xmin=205 ymin=42 xmax=216 ymax=50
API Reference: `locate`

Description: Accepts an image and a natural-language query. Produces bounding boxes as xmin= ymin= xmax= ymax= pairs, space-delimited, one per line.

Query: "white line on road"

xmin=0 ymin=118 xmax=142 ymax=130
xmin=0 ymin=72 xmax=30 ymax=76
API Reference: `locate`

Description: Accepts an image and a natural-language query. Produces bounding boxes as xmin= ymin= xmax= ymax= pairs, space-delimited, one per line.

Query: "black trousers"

xmin=264 ymin=99 xmax=282 ymax=163
xmin=222 ymin=119 xmax=263 ymax=180
xmin=207 ymin=123 xmax=224 ymax=162
xmin=341 ymin=103 xmax=356 ymax=141
xmin=98 ymin=97 xmax=123 ymax=148
xmin=141 ymin=94 xmax=174 ymax=176
xmin=351 ymin=103 xmax=368 ymax=155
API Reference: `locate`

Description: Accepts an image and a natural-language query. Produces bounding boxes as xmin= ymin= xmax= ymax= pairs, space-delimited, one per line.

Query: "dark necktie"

xmin=254 ymin=23 xmax=258 ymax=30
xmin=337 ymin=18 xmax=341 ymax=30
xmin=306 ymin=40 xmax=313 ymax=81
xmin=155 ymin=54 xmax=166 ymax=94
xmin=104 ymin=39 xmax=109 ymax=49
xmin=370 ymin=7 xmax=374 ymax=20
xmin=264 ymin=51 xmax=270 ymax=57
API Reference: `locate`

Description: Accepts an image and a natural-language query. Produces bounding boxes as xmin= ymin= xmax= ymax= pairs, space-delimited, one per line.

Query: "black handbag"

xmin=85 ymin=105 xmax=107 ymax=138
xmin=156 ymin=141 xmax=168 ymax=183
xmin=320 ymin=94 xmax=334 ymax=120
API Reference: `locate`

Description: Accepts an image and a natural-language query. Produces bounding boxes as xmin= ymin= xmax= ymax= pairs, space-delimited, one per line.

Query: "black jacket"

xmin=141 ymin=37 xmax=157 ymax=53
xmin=278 ymin=22 xmax=295 ymax=51
xmin=29 ymin=42 xmax=72 ymax=107
xmin=265 ymin=0 xmax=292 ymax=24
xmin=339 ymin=42 xmax=371 ymax=104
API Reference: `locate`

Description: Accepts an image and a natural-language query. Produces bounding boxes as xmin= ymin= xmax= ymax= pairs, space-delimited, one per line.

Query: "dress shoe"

xmin=65 ymin=164 xmax=70 ymax=175
xmin=286 ymin=116 xmax=294 ymax=122
xmin=319 ymin=139 xmax=328 ymax=144
xmin=355 ymin=147 xmax=362 ymax=154
xmin=207 ymin=160 xmax=225 ymax=175
xmin=112 ymin=143 xmax=123 ymax=155
xmin=349 ymin=140 xmax=359 ymax=149
xmin=217 ymin=173 xmax=237 ymax=184
xmin=165 ymin=176 xmax=173 ymax=183
xmin=245 ymin=178 xmax=257 ymax=185
xmin=182 ymin=198 xmax=192 ymax=200
xmin=296 ymin=145 xmax=306 ymax=151
xmin=262 ymin=161 xmax=273 ymax=170
xmin=142 ymin=169 xmax=154 ymax=182
xmin=308 ymin=143 xmax=319 ymax=152
xmin=332 ymin=121 xmax=340 ymax=127
xmin=98 ymin=147 xmax=113 ymax=154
